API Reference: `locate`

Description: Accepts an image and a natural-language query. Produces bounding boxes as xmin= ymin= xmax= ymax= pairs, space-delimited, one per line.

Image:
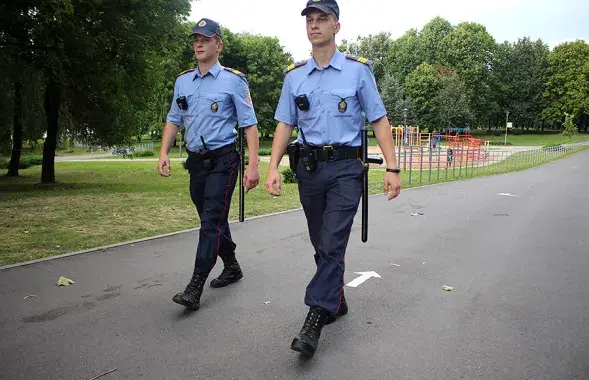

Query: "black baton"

xmin=361 ymin=127 xmax=383 ymax=243
xmin=239 ymin=127 xmax=245 ymax=222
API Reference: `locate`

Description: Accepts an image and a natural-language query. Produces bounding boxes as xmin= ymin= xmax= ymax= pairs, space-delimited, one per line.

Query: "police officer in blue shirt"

xmin=265 ymin=0 xmax=402 ymax=357
xmin=158 ymin=18 xmax=261 ymax=312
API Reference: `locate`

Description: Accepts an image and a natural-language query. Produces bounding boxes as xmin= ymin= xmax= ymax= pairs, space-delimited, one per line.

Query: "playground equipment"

xmin=391 ymin=126 xmax=442 ymax=149
xmin=388 ymin=125 xmax=491 ymax=170
xmin=392 ymin=126 xmax=421 ymax=146
xmin=444 ymin=128 xmax=489 ymax=161
xmin=444 ymin=127 xmax=472 ymax=140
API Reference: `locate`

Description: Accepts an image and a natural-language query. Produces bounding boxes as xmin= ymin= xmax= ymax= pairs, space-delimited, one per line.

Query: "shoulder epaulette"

xmin=345 ymin=55 xmax=373 ymax=66
xmin=223 ymin=67 xmax=245 ymax=77
xmin=284 ymin=60 xmax=308 ymax=75
xmin=177 ymin=68 xmax=196 ymax=77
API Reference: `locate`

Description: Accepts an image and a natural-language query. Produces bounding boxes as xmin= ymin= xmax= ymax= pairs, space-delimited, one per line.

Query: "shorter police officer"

xmin=265 ymin=0 xmax=402 ymax=357
xmin=159 ymin=18 xmax=260 ymax=311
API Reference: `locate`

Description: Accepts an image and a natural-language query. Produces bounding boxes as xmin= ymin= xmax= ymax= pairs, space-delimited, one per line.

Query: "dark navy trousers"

xmin=187 ymin=149 xmax=239 ymax=274
xmin=296 ymin=157 xmax=364 ymax=313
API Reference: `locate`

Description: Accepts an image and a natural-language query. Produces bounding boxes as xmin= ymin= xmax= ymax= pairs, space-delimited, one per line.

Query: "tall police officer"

xmin=159 ymin=18 xmax=260 ymax=311
xmin=265 ymin=0 xmax=402 ymax=357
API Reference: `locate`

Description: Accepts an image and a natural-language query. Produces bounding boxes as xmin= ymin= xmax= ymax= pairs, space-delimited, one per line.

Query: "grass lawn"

xmin=2 ymin=144 xmax=587 ymax=266
xmin=0 ymin=161 xmax=390 ymax=266
xmin=473 ymin=133 xmax=589 ymax=146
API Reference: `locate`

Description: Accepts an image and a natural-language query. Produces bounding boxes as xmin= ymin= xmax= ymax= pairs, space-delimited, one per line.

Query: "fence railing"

xmin=374 ymin=140 xmax=589 ymax=186
xmin=133 ymin=142 xmax=154 ymax=152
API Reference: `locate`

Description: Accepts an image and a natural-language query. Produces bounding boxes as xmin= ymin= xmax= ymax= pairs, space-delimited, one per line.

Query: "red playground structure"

xmin=444 ymin=128 xmax=488 ymax=161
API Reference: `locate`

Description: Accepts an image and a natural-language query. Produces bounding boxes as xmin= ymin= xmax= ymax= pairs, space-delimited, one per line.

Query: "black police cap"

xmin=190 ymin=18 xmax=223 ymax=39
xmin=301 ymin=0 xmax=340 ymax=19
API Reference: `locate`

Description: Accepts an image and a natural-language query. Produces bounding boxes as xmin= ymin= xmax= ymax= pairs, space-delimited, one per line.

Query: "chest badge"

xmin=338 ymin=98 xmax=347 ymax=113
xmin=211 ymin=101 xmax=218 ymax=113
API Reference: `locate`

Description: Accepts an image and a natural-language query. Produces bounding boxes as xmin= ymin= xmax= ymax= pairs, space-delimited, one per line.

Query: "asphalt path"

xmin=1 ymin=150 xmax=588 ymax=380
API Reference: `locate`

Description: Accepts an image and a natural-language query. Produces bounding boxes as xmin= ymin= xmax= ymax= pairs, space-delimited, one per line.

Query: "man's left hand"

xmin=384 ymin=172 xmax=401 ymax=201
xmin=243 ymin=164 xmax=260 ymax=192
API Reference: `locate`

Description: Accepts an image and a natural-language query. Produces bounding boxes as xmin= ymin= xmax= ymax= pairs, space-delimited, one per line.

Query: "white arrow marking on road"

xmin=346 ymin=271 xmax=382 ymax=288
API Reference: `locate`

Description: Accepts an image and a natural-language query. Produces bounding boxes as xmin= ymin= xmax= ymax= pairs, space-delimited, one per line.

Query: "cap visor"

xmin=189 ymin=28 xmax=216 ymax=38
xmin=301 ymin=5 xmax=334 ymax=16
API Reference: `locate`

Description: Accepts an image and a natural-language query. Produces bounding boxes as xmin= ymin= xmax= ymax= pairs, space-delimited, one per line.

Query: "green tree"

xmin=418 ymin=17 xmax=454 ymax=64
xmin=0 ymin=1 xmax=37 ymax=175
xmin=495 ymin=37 xmax=549 ymax=131
xmin=404 ymin=62 xmax=441 ymax=129
xmin=542 ymin=40 xmax=589 ymax=131
xmin=338 ymin=32 xmax=393 ymax=85
xmin=1 ymin=0 xmax=191 ymax=183
xmin=239 ymin=33 xmax=293 ymax=138
xmin=404 ymin=63 xmax=474 ymax=131
xmin=440 ymin=22 xmax=499 ymax=126
xmin=435 ymin=71 xmax=474 ymax=129
xmin=380 ymin=73 xmax=414 ymax=126
xmin=385 ymin=29 xmax=425 ymax=84
xmin=561 ymin=113 xmax=579 ymax=141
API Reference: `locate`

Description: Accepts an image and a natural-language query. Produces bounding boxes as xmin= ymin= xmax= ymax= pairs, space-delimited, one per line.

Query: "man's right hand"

xmin=265 ymin=167 xmax=282 ymax=196
xmin=158 ymin=154 xmax=171 ymax=177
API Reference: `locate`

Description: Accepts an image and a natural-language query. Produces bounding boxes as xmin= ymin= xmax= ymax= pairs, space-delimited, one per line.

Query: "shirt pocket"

xmin=198 ymin=93 xmax=232 ymax=118
xmin=295 ymin=91 xmax=318 ymax=120
xmin=178 ymin=93 xmax=195 ymax=124
xmin=326 ymin=89 xmax=357 ymax=117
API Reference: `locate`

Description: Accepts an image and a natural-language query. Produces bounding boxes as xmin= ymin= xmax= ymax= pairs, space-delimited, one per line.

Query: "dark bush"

xmin=0 ymin=156 xmax=43 ymax=169
xmin=282 ymin=167 xmax=297 ymax=183
xmin=133 ymin=150 xmax=155 ymax=157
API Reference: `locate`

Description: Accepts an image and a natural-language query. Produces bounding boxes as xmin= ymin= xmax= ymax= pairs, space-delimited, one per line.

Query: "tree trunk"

xmin=41 ymin=77 xmax=60 ymax=184
xmin=7 ymin=79 xmax=23 ymax=177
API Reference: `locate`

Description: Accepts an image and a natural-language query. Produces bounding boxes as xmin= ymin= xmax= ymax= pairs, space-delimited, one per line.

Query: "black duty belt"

xmin=306 ymin=145 xmax=362 ymax=162
xmin=187 ymin=143 xmax=236 ymax=161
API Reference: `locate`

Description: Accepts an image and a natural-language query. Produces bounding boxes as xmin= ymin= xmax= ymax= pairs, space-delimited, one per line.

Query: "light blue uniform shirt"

xmin=274 ymin=49 xmax=386 ymax=147
xmin=166 ymin=61 xmax=258 ymax=151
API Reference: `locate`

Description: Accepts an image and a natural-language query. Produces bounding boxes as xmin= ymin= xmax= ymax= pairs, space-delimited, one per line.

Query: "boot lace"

xmin=301 ymin=308 xmax=324 ymax=337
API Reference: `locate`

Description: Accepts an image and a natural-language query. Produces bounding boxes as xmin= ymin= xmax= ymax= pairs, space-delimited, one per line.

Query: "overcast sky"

xmin=190 ymin=0 xmax=588 ymax=61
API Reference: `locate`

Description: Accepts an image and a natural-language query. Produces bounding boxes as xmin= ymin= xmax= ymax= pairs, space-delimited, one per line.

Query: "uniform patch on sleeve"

xmin=245 ymin=92 xmax=253 ymax=106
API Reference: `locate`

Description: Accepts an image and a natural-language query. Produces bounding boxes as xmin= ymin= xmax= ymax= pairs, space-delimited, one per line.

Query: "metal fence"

xmin=374 ymin=140 xmax=589 ymax=186
xmin=133 ymin=142 xmax=154 ymax=152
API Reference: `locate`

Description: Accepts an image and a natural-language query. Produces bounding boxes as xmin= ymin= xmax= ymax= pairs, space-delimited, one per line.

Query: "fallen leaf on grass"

xmin=57 ymin=276 xmax=75 ymax=286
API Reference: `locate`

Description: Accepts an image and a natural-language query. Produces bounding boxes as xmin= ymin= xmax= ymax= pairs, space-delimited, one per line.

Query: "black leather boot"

xmin=172 ymin=272 xmax=207 ymax=311
xmin=325 ymin=292 xmax=348 ymax=325
xmin=290 ymin=307 xmax=329 ymax=357
xmin=210 ymin=252 xmax=243 ymax=288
